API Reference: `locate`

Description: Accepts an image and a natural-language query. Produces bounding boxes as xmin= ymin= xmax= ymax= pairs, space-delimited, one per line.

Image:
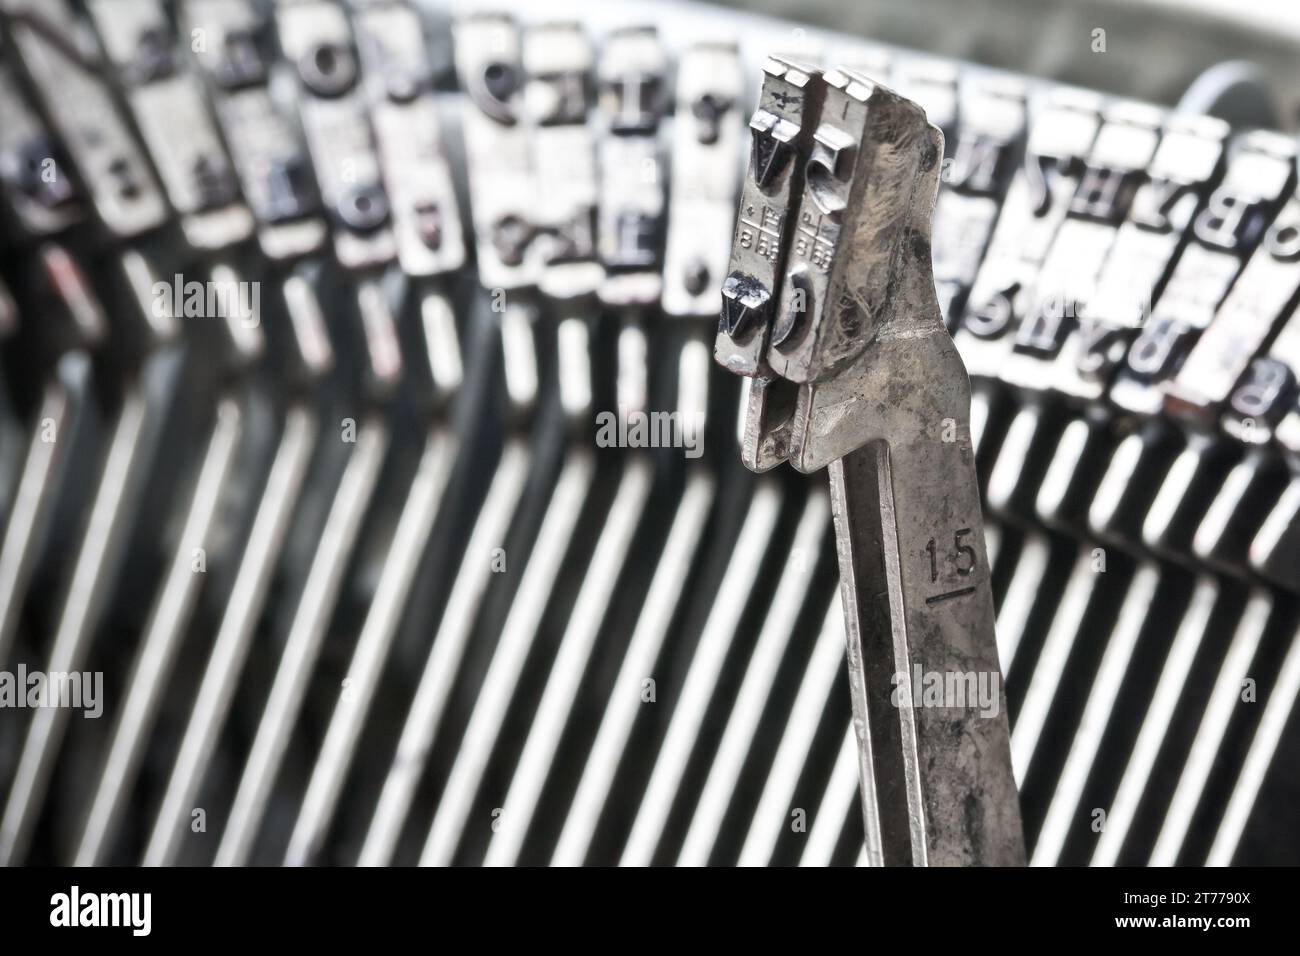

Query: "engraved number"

xmin=954 ymin=528 xmax=975 ymax=575
xmin=927 ymin=528 xmax=976 ymax=582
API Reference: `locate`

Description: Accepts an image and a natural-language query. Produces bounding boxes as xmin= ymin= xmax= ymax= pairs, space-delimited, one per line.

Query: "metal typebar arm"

xmin=831 ymin=422 xmax=1021 ymax=865
xmin=717 ymin=60 xmax=1026 ymax=866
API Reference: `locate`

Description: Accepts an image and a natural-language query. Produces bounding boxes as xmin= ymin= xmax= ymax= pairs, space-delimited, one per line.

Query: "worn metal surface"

xmin=716 ymin=64 xmax=1025 ymax=864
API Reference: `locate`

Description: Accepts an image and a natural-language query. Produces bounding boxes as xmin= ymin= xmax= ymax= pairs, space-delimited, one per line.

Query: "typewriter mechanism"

xmin=0 ymin=0 xmax=1297 ymax=868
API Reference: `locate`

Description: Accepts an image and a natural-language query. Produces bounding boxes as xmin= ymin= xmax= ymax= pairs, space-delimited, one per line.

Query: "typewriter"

xmin=0 ymin=0 xmax=1296 ymax=867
